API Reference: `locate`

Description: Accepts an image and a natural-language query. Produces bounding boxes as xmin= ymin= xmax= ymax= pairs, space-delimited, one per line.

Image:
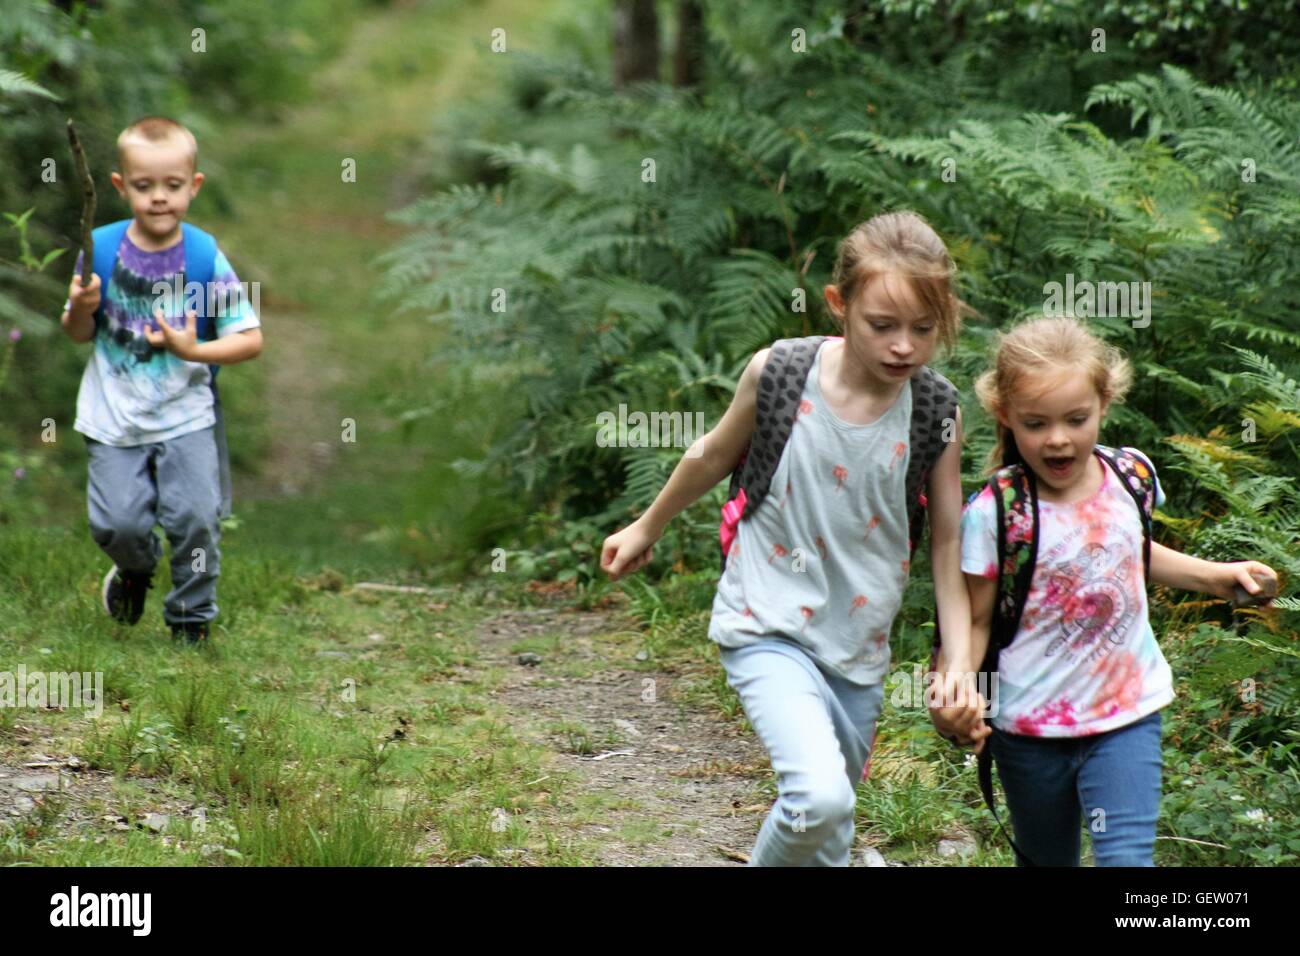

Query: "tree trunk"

xmin=612 ymin=0 xmax=660 ymax=89
xmin=672 ymin=0 xmax=704 ymax=88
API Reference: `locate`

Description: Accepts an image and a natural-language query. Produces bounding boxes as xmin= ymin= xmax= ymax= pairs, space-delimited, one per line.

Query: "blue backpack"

xmin=90 ymin=219 xmax=222 ymax=380
xmin=89 ymin=219 xmax=232 ymax=516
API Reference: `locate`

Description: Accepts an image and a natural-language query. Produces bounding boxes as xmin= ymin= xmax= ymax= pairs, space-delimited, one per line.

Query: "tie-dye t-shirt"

xmin=66 ymin=230 xmax=259 ymax=446
xmin=959 ymin=447 xmax=1174 ymax=737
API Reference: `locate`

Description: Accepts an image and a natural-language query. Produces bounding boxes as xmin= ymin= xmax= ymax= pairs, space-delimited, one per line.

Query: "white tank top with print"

xmin=709 ymin=339 xmax=913 ymax=685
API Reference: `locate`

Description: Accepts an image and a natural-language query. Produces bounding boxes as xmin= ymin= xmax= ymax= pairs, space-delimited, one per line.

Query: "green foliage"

xmin=384 ymin=2 xmax=1299 ymax=551
xmin=0 ymin=0 xmax=377 ymax=511
xmin=382 ymin=0 xmax=1300 ymax=861
xmin=0 ymin=68 xmax=57 ymax=101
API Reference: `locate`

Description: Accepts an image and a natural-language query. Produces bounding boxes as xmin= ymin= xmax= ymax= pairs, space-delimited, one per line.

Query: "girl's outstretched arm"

xmin=600 ymin=348 xmax=768 ymax=580
xmin=1150 ymin=542 xmax=1278 ymax=605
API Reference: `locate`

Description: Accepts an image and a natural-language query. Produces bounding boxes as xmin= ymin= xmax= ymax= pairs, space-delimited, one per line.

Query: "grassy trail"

xmin=214 ymin=0 xmax=537 ymax=576
xmin=0 ymin=0 xmax=785 ymax=867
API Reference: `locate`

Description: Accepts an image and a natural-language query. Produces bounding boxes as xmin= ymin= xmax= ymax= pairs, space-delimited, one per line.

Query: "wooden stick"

xmin=351 ymin=582 xmax=455 ymax=595
xmin=66 ymin=119 xmax=95 ymax=285
xmin=1154 ymin=835 xmax=1230 ymax=850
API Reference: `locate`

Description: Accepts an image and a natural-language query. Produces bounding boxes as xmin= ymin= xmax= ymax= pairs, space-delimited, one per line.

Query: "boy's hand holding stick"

xmin=66 ymin=271 xmax=101 ymax=320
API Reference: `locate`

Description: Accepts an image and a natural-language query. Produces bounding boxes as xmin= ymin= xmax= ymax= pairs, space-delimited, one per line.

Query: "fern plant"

xmin=381 ymin=3 xmax=1300 ymax=608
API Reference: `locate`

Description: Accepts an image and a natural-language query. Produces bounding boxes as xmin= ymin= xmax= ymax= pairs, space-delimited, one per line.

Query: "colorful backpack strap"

xmin=1096 ymin=444 xmax=1157 ymax=579
xmin=736 ymin=336 xmax=825 ymax=520
xmin=990 ymin=462 xmax=1040 ymax=662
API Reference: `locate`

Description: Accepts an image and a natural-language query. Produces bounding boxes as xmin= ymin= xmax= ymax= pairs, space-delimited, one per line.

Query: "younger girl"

xmin=953 ymin=316 xmax=1278 ymax=866
xmin=601 ymin=211 xmax=987 ymax=866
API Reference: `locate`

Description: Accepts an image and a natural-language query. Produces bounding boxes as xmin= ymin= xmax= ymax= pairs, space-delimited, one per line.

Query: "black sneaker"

xmin=101 ymin=566 xmax=153 ymax=625
xmin=170 ymin=622 xmax=210 ymax=645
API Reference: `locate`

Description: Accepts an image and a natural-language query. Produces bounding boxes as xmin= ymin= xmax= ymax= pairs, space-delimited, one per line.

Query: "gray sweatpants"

xmin=85 ymin=426 xmax=221 ymax=626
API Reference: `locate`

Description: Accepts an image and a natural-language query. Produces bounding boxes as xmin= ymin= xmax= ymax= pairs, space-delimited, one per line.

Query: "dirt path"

xmin=475 ymin=606 xmax=771 ymax=865
xmin=194 ymin=0 xmax=782 ymax=866
xmin=217 ymin=0 xmax=542 ymax=501
xmin=241 ymin=289 xmax=349 ymax=498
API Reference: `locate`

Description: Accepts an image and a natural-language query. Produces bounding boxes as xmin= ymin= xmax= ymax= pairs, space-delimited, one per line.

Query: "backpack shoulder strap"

xmin=181 ymin=223 xmax=219 ymax=340
xmin=1096 ymin=444 xmax=1157 ymax=579
xmin=89 ymin=219 xmax=132 ymax=323
xmin=733 ymin=335 xmax=826 ymax=520
xmin=904 ymin=365 xmax=959 ymax=554
xmin=978 ymin=460 xmax=1041 ymax=866
xmin=990 ymin=462 xmax=1039 ymax=660
xmin=719 ymin=336 xmax=825 ymax=571
xmin=179 ymin=223 xmax=221 ymax=384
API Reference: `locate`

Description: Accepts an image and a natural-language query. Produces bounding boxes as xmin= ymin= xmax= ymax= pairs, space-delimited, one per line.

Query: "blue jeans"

xmin=990 ymin=710 xmax=1163 ymax=867
xmin=720 ymin=638 xmax=884 ymax=866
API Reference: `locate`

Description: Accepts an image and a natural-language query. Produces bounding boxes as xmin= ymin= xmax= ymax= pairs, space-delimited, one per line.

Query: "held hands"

xmin=600 ymin=520 xmax=661 ymax=580
xmin=928 ymin=670 xmax=992 ymax=754
xmin=144 ymin=308 xmax=201 ymax=361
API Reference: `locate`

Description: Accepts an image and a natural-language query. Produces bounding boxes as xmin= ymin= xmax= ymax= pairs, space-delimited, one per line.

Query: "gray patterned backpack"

xmin=718 ymin=335 xmax=959 ymax=570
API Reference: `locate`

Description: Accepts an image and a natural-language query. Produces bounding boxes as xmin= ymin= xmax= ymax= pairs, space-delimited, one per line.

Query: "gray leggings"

xmin=85 ymin=426 xmax=221 ymax=625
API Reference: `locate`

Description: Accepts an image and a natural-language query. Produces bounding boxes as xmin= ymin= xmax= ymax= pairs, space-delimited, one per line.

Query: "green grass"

xmin=0 ymin=0 xmax=640 ymax=867
xmin=0 ymin=0 xmax=598 ymax=868
xmin=0 ymin=522 xmax=601 ymax=865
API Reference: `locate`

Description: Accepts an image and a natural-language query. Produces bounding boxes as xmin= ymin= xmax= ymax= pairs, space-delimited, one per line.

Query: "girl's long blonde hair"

xmin=975 ymin=316 xmax=1133 ymax=474
xmin=829 ymin=210 xmax=972 ymax=351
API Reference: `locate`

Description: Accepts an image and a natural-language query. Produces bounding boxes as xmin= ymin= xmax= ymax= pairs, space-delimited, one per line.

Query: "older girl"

xmin=602 ymin=211 xmax=986 ymax=865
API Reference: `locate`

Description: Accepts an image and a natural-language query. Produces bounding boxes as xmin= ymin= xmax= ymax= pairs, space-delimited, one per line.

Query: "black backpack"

xmin=718 ymin=335 xmax=959 ymax=570
xmin=973 ymin=444 xmax=1159 ymax=865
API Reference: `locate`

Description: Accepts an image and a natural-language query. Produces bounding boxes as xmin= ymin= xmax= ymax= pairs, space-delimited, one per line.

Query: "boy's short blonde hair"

xmin=116 ymin=116 xmax=198 ymax=174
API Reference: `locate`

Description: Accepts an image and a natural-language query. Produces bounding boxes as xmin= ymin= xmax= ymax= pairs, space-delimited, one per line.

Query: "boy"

xmin=60 ymin=116 xmax=263 ymax=643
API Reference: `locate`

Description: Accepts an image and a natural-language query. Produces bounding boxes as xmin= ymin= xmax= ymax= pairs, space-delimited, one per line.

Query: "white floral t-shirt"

xmin=960 ymin=447 xmax=1174 ymax=737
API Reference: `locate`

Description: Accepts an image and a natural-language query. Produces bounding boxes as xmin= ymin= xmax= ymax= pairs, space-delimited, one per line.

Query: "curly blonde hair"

xmin=974 ymin=316 xmax=1133 ymax=473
